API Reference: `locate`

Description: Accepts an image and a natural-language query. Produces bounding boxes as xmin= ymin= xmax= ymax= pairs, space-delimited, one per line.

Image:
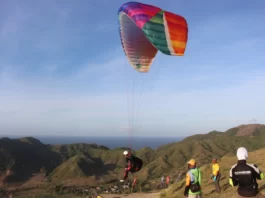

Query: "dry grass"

xmin=159 ymin=148 xmax=265 ymax=198
xmin=236 ymin=124 xmax=263 ymax=136
xmin=99 ymin=192 xmax=160 ymax=198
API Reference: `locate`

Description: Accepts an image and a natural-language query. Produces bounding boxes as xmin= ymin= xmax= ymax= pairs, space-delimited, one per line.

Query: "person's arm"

xmin=184 ymin=172 xmax=190 ymax=197
xmin=199 ymin=168 xmax=202 ymax=186
xmin=229 ymin=165 xmax=238 ymax=187
xmin=250 ymin=164 xmax=265 ymax=180
xmin=123 ymin=168 xmax=129 ymax=180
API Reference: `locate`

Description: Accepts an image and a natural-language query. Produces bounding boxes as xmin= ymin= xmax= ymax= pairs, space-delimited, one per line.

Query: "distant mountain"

xmin=0 ymin=124 xmax=265 ymax=190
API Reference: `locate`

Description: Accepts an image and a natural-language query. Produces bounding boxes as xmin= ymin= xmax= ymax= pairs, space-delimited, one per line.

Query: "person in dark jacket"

xmin=120 ymin=150 xmax=143 ymax=182
xmin=229 ymin=147 xmax=265 ymax=198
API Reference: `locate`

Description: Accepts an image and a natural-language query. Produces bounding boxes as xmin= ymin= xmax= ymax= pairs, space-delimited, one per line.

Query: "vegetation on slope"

xmin=0 ymin=124 xmax=265 ymax=196
xmin=159 ymin=147 xmax=265 ymax=198
xmin=141 ymin=124 xmax=265 ymax=181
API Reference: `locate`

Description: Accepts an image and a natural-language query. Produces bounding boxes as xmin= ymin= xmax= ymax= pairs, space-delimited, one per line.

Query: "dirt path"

xmin=98 ymin=192 xmax=160 ymax=198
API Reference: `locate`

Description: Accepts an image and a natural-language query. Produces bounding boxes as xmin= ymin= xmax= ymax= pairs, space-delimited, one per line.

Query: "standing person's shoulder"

xmin=246 ymin=163 xmax=265 ymax=180
xmin=195 ymin=167 xmax=202 ymax=175
xmin=246 ymin=163 xmax=260 ymax=169
xmin=246 ymin=163 xmax=262 ymax=173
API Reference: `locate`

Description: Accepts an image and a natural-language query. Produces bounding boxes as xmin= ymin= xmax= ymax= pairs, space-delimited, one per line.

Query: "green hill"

xmin=0 ymin=123 xmax=265 ymax=192
xmin=140 ymin=124 xmax=265 ymax=181
xmin=0 ymin=137 xmax=62 ymax=182
xmin=159 ymin=147 xmax=265 ymax=198
xmin=51 ymin=154 xmax=98 ymax=181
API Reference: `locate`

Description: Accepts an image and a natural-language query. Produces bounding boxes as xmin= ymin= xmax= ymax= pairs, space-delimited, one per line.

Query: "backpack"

xmin=189 ymin=169 xmax=201 ymax=193
xmin=190 ymin=182 xmax=201 ymax=193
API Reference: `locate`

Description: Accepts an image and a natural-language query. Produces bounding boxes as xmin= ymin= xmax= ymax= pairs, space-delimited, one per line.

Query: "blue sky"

xmin=0 ymin=0 xmax=265 ymax=137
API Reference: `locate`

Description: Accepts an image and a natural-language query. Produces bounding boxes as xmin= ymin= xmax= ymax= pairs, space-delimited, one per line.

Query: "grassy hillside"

xmin=51 ymin=154 xmax=98 ymax=180
xmin=0 ymin=124 xmax=265 ymax=194
xmin=159 ymin=147 xmax=265 ymax=198
xmin=0 ymin=137 xmax=62 ymax=182
xmin=140 ymin=124 xmax=265 ymax=181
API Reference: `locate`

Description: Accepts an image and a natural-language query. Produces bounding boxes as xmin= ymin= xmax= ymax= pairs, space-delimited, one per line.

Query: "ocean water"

xmin=16 ymin=136 xmax=184 ymax=150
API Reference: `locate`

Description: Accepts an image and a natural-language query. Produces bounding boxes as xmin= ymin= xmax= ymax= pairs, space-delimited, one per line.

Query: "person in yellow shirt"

xmin=211 ymin=158 xmax=221 ymax=193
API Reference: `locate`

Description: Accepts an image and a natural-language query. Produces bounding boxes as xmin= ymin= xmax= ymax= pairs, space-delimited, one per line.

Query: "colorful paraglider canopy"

xmin=118 ymin=1 xmax=188 ymax=73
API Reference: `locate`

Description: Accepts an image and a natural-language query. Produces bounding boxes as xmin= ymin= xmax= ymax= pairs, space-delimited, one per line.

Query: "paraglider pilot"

xmin=120 ymin=150 xmax=143 ymax=182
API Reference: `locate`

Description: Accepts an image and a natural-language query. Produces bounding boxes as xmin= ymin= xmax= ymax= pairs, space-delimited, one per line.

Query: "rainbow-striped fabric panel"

xmin=118 ymin=2 xmax=188 ymax=72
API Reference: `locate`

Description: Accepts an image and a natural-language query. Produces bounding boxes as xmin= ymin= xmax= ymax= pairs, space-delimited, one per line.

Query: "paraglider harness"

xmin=188 ymin=169 xmax=201 ymax=193
xmin=123 ymin=152 xmax=143 ymax=180
xmin=126 ymin=154 xmax=143 ymax=172
xmin=127 ymin=160 xmax=142 ymax=173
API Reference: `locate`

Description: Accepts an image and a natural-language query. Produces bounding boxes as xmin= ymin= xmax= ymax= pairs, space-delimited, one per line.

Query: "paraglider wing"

xmin=118 ymin=2 xmax=188 ymax=73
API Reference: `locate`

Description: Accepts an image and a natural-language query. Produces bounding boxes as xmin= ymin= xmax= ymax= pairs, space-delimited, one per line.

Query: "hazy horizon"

xmin=0 ymin=135 xmax=185 ymax=150
xmin=0 ymin=0 xmax=264 ymax=137
xmin=1 ymin=122 xmax=263 ymax=138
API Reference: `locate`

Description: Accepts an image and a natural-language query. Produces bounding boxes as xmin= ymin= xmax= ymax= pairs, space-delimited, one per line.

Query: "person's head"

xmin=123 ymin=150 xmax=132 ymax=158
xmin=237 ymin=147 xmax=248 ymax=161
xmin=187 ymin=159 xmax=196 ymax=169
xmin=212 ymin=158 xmax=217 ymax=164
xmin=123 ymin=150 xmax=129 ymax=157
